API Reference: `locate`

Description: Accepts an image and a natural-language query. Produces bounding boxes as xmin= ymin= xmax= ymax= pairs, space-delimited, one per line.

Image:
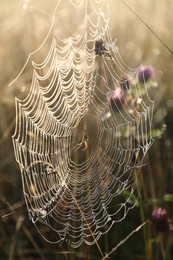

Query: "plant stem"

xmin=135 ymin=169 xmax=149 ymax=260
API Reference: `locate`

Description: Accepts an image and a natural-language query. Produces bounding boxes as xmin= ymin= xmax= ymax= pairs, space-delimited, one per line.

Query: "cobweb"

xmin=12 ymin=0 xmax=154 ymax=248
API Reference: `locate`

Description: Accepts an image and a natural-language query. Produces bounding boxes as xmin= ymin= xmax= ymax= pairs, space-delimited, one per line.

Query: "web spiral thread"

xmin=12 ymin=0 xmax=154 ymax=247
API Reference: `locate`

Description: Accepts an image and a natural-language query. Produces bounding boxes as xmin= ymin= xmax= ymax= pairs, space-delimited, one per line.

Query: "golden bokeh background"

xmin=0 ymin=1 xmax=173 ymax=259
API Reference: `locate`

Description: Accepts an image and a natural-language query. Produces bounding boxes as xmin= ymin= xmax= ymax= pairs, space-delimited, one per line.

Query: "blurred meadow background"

xmin=0 ymin=0 xmax=173 ymax=259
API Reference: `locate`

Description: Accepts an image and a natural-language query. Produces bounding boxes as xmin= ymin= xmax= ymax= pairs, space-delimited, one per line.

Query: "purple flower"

xmin=107 ymin=87 xmax=125 ymax=111
xmin=151 ymin=208 xmax=169 ymax=233
xmin=137 ymin=65 xmax=154 ymax=83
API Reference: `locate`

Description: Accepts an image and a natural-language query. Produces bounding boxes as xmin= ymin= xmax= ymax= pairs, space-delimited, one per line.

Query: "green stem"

xmin=135 ymin=169 xmax=149 ymax=260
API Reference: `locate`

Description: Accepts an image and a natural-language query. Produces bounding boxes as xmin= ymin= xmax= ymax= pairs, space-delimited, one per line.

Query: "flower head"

xmin=107 ymin=87 xmax=125 ymax=111
xmin=137 ymin=65 xmax=154 ymax=83
xmin=151 ymin=207 xmax=169 ymax=233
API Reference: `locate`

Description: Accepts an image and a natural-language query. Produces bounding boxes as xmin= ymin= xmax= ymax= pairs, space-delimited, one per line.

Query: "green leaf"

xmin=163 ymin=194 xmax=173 ymax=202
xmin=121 ymin=191 xmax=139 ymax=207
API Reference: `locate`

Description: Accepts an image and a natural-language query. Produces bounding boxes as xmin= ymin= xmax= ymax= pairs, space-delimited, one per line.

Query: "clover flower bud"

xmin=107 ymin=87 xmax=125 ymax=111
xmin=151 ymin=207 xmax=169 ymax=233
xmin=137 ymin=65 xmax=154 ymax=83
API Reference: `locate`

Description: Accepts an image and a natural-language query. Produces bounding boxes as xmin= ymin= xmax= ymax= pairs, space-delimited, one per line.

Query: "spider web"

xmin=12 ymin=0 xmax=154 ymax=248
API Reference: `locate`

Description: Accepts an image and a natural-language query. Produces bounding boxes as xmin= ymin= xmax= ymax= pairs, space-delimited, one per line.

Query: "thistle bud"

xmin=151 ymin=207 xmax=169 ymax=233
xmin=107 ymin=87 xmax=125 ymax=111
xmin=137 ymin=65 xmax=154 ymax=83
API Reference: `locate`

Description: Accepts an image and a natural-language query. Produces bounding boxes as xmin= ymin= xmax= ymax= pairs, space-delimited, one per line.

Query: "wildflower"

xmin=107 ymin=87 xmax=125 ymax=111
xmin=137 ymin=65 xmax=154 ymax=83
xmin=151 ymin=207 xmax=169 ymax=233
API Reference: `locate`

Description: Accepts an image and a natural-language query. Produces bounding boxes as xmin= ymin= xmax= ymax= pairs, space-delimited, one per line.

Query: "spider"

xmin=72 ymin=129 xmax=89 ymax=151
xmin=95 ymin=39 xmax=112 ymax=60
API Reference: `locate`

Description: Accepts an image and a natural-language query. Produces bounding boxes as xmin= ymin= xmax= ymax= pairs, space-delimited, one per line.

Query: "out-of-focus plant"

xmin=137 ymin=65 xmax=155 ymax=83
xmin=151 ymin=207 xmax=170 ymax=233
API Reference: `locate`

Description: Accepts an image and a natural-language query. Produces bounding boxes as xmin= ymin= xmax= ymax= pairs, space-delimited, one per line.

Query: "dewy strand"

xmin=12 ymin=0 xmax=154 ymax=248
